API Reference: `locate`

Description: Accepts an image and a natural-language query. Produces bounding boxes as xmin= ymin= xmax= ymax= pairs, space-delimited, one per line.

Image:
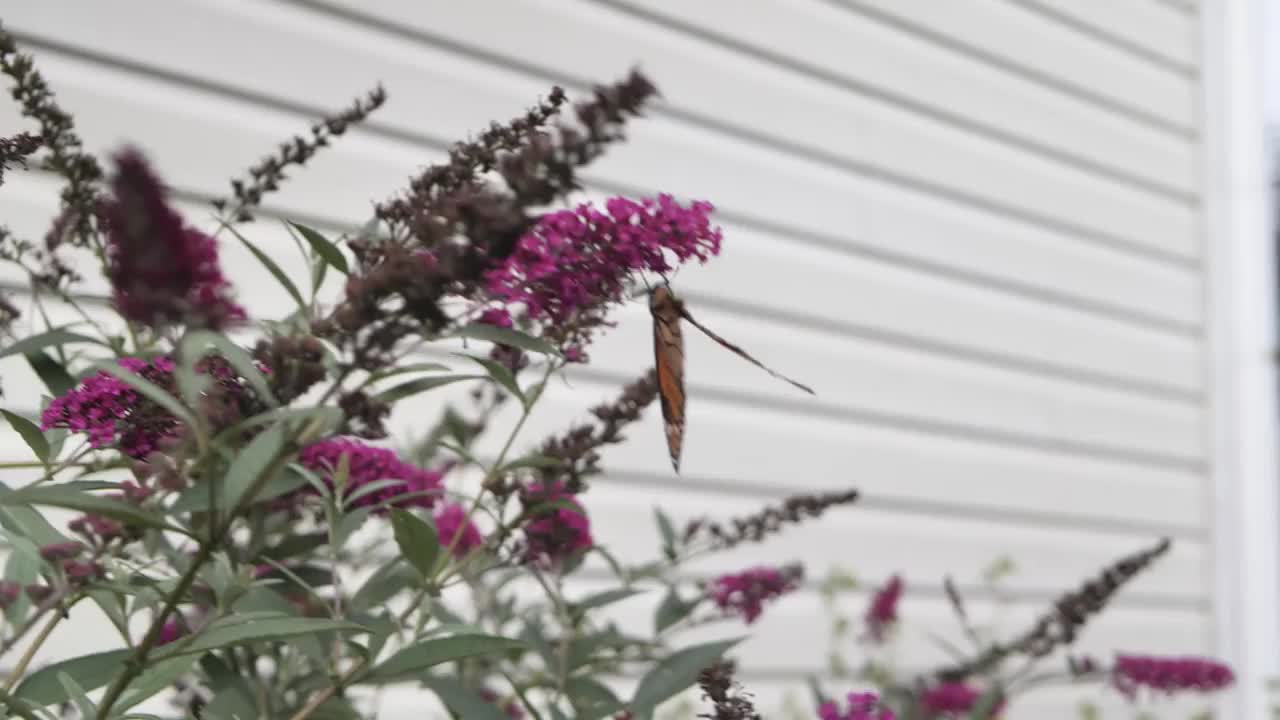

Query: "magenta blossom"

xmin=919 ymin=683 xmax=1002 ymax=718
xmin=155 ymin=616 xmax=188 ymax=647
xmin=298 ymin=438 xmax=444 ymax=511
xmin=819 ymin=692 xmax=895 ymax=720
xmin=1113 ymin=654 xmax=1234 ymax=698
xmin=520 ymin=482 xmax=593 ymax=564
xmin=708 ymin=564 xmax=803 ymax=624
xmin=478 ymin=688 xmax=524 ymax=719
xmin=865 ymin=574 xmax=903 ymax=643
xmin=483 ymin=194 xmax=721 ymax=358
xmin=102 ymin=148 xmax=245 ymax=329
xmin=435 ymin=503 xmax=485 ymax=557
xmin=41 ymin=356 xmax=180 ymax=459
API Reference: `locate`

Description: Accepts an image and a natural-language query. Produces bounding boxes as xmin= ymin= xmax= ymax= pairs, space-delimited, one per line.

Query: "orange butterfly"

xmin=649 ymin=285 xmax=815 ymax=472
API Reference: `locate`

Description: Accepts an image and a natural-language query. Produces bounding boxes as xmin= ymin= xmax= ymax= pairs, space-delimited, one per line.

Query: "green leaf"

xmin=389 ymin=508 xmax=439 ymax=579
xmin=0 ymin=480 xmax=69 ymax=545
xmin=57 ymin=672 xmax=97 ymax=717
xmin=968 ymin=685 xmax=1004 ymax=719
xmin=222 ymin=423 xmax=289 ymax=511
xmin=570 ymin=587 xmax=646 ymax=614
xmin=157 ymin=616 xmax=363 ymax=658
xmin=26 ymin=351 xmax=75 ymax=397
xmin=14 ymin=648 xmax=130 ymax=705
xmin=93 ymin=360 xmax=199 ymax=432
xmin=422 ymin=677 xmax=513 ymax=720
xmin=2 ymin=484 xmax=172 ymax=532
xmin=367 ymin=362 xmax=451 ymax=382
xmin=654 ymin=588 xmax=700 ymax=634
xmin=1 ymin=410 xmax=49 ymax=464
xmin=807 ymin=675 xmax=830 ymax=710
xmin=567 ymin=677 xmax=624 ymax=720
xmin=654 ymin=507 xmax=676 ymax=552
xmin=361 ymin=634 xmax=526 ymax=684
xmin=0 ymin=327 xmax=105 ymax=360
xmin=228 ymin=222 xmax=306 ymax=309
xmin=290 ymin=222 xmax=349 ymax=274
xmin=457 ymin=355 xmax=523 ymax=405
xmin=351 ymin=560 xmax=416 ymax=612
xmin=201 ymin=655 xmax=260 ymax=720
xmin=373 ymin=374 xmax=485 ymax=404
xmin=3 ymin=537 xmax=40 ymax=625
xmin=629 ymin=637 xmax=744 ymax=715
xmin=117 ymin=654 xmax=198 ymax=711
xmin=179 ymin=331 xmax=277 ymax=408
xmin=453 ymin=322 xmax=559 ymax=356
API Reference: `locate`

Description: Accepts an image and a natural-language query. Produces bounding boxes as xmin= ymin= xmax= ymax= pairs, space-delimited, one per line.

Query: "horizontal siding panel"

xmin=0 ymin=35 xmax=1206 ymax=332
xmin=1011 ymin=0 xmax=1199 ymax=70
xmin=4 ymin=0 xmax=1200 ymax=261
xmin=831 ymin=0 xmax=1198 ymax=133
xmin=0 ymin=91 xmax=1205 ymax=394
xmin=577 ymin=0 xmax=1196 ymax=194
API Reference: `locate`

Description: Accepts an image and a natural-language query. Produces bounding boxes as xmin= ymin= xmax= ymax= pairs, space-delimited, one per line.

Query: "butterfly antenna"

xmin=679 ymin=307 xmax=816 ymax=395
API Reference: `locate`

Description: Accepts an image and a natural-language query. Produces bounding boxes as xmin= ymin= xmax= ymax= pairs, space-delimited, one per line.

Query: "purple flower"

xmin=434 ymin=503 xmax=485 ymax=557
xmin=865 ymin=574 xmax=903 ymax=643
xmin=40 ymin=356 xmax=180 ymax=459
xmin=919 ymin=683 xmax=1002 ymax=718
xmin=298 ymin=437 xmax=444 ymax=511
xmin=0 ymin=582 xmax=21 ymax=609
xmin=478 ymin=688 xmax=524 ymax=719
xmin=483 ymin=194 xmax=721 ymax=358
xmin=818 ymin=692 xmax=895 ymax=720
xmin=708 ymin=564 xmax=802 ymax=624
xmin=102 ymin=148 xmax=245 ymax=329
xmin=38 ymin=542 xmax=86 ymax=562
xmin=155 ymin=616 xmax=188 ymax=647
xmin=520 ymin=481 xmax=592 ymax=564
xmin=1113 ymin=654 xmax=1234 ymax=698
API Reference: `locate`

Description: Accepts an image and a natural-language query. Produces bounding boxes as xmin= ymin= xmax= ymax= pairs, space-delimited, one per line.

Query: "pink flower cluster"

xmin=1113 ymin=654 xmax=1234 ymax=697
xmin=708 ymin=564 xmax=802 ymax=624
xmin=434 ymin=503 xmax=485 ymax=557
xmin=818 ymin=692 xmax=895 ymax=720
xmin=298 ymin=438 xmax=443 ymax=511
xmin=920 ymin=683 xmax=1002 ymax=718
xmin=483 ymin=194 xmax=721 ymax=357
xmin=520 ymin=482 xmax=593 ymax=564
xmin=865 ymin=574 xmax=903 ymax=643
xmin=41 ymin=356 xmax=180 ymax=459
xmin=103 ymin=148 xmax=245 ymax=330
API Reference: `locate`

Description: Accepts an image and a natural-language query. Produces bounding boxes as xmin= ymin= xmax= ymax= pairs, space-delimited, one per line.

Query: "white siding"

xmin=0 ymin=1 xmax=1212 ymax=718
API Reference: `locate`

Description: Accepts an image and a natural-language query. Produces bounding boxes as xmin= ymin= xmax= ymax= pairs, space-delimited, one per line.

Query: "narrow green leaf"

xmin=1 ymin=410 xmax=49 ymax=464
xmin=968 ymin=685 xmax=1004 ymax=719
xmin=389 ymin=508 xmax=440 ymax=579
xmin=228 ymin=223 xmax=306 ymax=309
xmin=2 ymin=484 xmax=172 ymax=532
xmin=654 ymin=588 xmax=700 ymax=634
xmin=0 ymin=480 xmax=69 ymax=545
xmin=14 ymin=649 xmax=130 ymax=705
xmin=117 ymin=655 xmax=198 ymax=711
xmin=4 ymin=537 xmax=40 ymax=625
xmin=157 ymin=616 xmax=363 ymax=658
xmin=367 ymin=362 xmax=451 ymax=382
xmin=570 ymin=587 xmax=646 ymax=614
xmin=629 ymin=637 xmax=745 ymax=715
xmin=361 ymin=634 xmax=526 ymax=684
xmin=290 ymin=222 xmax=349 ymax=274
xmin=453 ymin=323 xmax=559 ymax=356
xmin=374 ymin=374 xmax=485 ymax=404
xmin=57 ymin=672 xmax=96 ymax=717
xmin=422 ymin=677 xmax=513 ymax=720
xmin=457 ymin=355 xmax=523 ymax=404
xmin=222 ymin=423 xmax=288 ymax=511
xmin=26 ymin=350 xmax=75 ymax=397
xmin=0 ymin=327 xmax=105 ymax=360
xmin=567 ymin=677 xmax=624 ymax=720
xmin=654 ymin=507 xmax=676 ymax=551
xmin=94 ymin=361 xmax=199 ymax=431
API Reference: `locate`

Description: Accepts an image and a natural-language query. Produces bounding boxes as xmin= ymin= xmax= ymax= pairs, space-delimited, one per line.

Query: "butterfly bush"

xmin=0 ymin=24 xmax=1233 ymax=720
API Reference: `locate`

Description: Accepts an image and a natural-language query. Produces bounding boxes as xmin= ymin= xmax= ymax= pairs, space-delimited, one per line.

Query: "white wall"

xmin=0 ymin=1 xmax=1228 ymax=718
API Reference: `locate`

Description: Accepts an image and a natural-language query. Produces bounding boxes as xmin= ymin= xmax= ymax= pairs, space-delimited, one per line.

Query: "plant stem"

xmin=287 ymin=658 xmax=367 ymax=720
xmin=2 ymin=606 xmax=63 ymax=691
xmin=0 ymin=686 xmax=41 ymax=720
xmin=0 ymin=587 xmax=75 ymax=659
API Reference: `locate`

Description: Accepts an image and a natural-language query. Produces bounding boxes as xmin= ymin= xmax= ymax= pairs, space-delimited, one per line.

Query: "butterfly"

xmin=649 ymin=285 xmax=815 ymax=472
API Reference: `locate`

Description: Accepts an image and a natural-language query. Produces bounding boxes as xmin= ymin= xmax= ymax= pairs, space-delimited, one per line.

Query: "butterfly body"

xmin=648 ymin=285 xmax=814 ymax=473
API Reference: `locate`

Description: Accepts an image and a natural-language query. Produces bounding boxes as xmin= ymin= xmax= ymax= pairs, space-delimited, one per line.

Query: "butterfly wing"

xmin=679 ymin=305 xmax=815 ymax=396
xmin=650 ymin=287 xmax=686 ymax=472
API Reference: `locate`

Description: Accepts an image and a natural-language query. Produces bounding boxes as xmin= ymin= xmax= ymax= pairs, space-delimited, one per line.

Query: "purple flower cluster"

xmin=520 ymin=482 xmax=593 ymax=564
xmin=435 ymin=502 xmax=485 ymax=557
xmin=41 ymin=356 xmax=180 ymax=459
xmin=818 ymin=692 xmax=895 ymax=720
xmin=103 ymin=148 xmax=245 ymax=330
xmin=1113 ymin=654 xmax=1234 ymax=698
xmin=483 ymin=194 xmax=721 ymax=357
xmin=708 ymin=564 xmax=803 ymax=624
xmin=919 ymin=683 xmax=1002 ymax=718
xmin=865 ymin=574 xmax=903 ymax=643
xmin=298 ymin=437 xmax=443 ymax=510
